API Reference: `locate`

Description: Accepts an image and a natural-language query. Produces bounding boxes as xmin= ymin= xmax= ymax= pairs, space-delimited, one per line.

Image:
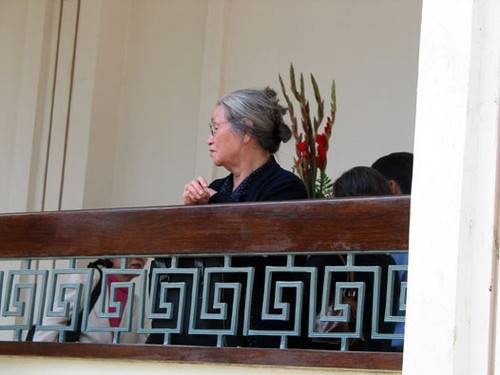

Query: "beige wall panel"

xmin=80 ymin=0 xmax=132 ymax=209
xmin=60 ymin=0 xmax=103 ymax=210
xmin=26 ymin=0 xmax=62 ymax=213
xmin=221 ymin=0 xmax=421 ymax=182
xmin=60 ymin=0 xmax=133 ymax=210
xmin=194 ymin=0 xmax=232 ymax=181
xmin=0 ymin=0 xmax=60 ymax=213
xmin=0 ymin=0 xmax=29 ymax=212
xmin=10 ymin=0 xmax=52 ymax=213
xmin=110 ymin=0 xmax=209 ymax=207
xmin=43 ymin=0 xmax=80 ymax=211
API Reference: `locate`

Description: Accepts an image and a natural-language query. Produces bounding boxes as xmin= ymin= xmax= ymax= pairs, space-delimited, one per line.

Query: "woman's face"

xmin=110 ymin=257 xmax=147 ymax=282
xmin=207 ymin=105 xmax=245 ymax=170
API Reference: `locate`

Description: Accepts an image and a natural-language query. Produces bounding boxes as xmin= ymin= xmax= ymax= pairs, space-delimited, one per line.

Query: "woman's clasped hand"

xmin=183 ymin=176 xmax=216 ymax=205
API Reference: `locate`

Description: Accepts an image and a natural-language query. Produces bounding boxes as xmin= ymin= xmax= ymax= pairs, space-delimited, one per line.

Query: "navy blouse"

xmin=208 ymin=156 xmax=307 ymax=203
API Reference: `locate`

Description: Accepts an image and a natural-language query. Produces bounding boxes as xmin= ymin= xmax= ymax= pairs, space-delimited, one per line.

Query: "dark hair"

xmin=333 ymin=166 xmax=393 ymax=197
xmin=371 ymin=152 xmax=413 ymax=194
xmin=87 ymin=258 xmax=113 ymax=268
xmin=217 ymin=87 xmax=291 ymax=154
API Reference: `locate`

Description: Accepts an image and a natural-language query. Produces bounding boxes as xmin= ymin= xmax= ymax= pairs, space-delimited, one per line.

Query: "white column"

xmin=404 ymin=0 xmax=500 ymax=374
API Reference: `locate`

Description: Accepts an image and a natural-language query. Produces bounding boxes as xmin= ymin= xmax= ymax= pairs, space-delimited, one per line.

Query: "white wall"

xmin=222 ymin=0 xmax=420 ymax=182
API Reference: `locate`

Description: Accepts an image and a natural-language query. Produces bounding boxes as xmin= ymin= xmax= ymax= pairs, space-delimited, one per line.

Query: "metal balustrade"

xmin=0 ymin=253 xmax=406 ymax=350
xmin=0 ymin=197 xmax=409 ymax=370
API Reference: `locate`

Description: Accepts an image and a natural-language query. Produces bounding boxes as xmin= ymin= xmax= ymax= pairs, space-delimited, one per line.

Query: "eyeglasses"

xmin=208 ymin=121 xmax=230 ymax=136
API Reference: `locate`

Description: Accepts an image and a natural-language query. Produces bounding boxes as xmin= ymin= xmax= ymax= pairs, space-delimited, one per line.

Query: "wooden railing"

xmin=0 ymin=196 xmax=409 ymax=370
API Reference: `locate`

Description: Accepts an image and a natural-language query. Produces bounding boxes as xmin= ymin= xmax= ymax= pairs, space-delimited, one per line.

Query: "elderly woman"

xmin=148 ymin=88 xmax=306 ymax=348
xmin=183 ymin=87 xmax=307 ymax=204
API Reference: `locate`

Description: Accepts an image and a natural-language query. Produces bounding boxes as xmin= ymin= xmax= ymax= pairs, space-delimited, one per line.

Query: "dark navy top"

xmin=208 ymin=156 xmax=307 ymax=203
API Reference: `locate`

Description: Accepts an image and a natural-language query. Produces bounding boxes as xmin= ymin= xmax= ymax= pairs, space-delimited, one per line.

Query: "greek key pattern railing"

xmin=0 ymin=253 xmax=407 ymax=351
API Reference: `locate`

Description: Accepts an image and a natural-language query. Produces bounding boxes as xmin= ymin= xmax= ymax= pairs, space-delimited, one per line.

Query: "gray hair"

xmin=217 ymin=87 xmax=292 ymax=154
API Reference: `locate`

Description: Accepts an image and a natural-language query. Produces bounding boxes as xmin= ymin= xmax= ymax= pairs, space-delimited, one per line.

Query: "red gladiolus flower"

xmin=297 ymin=141 xmax=306 ymax=154
xmin=316 ymin=133 xmax=328 ymax=147
xmin=297 ymin=141 xmax=308 ymax=162
xmin=317 ymin=141 xmax=326 ymax=170
xmin=315 ymin=133 xmax=328 ymax=169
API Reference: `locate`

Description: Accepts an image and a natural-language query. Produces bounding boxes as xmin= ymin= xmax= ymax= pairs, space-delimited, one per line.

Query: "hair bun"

xmin=277 ymin=123 xmax=292 ymax=142
xmin=263 ymin=86 xmax=278 ymax=101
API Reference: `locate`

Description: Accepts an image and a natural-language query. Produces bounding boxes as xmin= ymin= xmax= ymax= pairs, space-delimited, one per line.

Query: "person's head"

xmin=333 ymin=166 xmax=393 ymax=198
xmin=208 ymin=87 xmax=292 ymax=168
xmin=109 ymin=257 xmax=147 ymax=282
xmin=371 ymin=152 xmax=413 ymax=194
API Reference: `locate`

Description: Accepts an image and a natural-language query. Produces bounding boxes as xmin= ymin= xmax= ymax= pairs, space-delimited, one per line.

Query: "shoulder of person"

xmin=259 ymin=161 xmax=305 ymax=187
xmin=250 ymin=166 xmax=307 ymax=200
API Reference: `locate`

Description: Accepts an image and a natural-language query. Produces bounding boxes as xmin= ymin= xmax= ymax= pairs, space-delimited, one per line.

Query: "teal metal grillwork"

xmin=0 ymin=252 xmax=406 ymax=351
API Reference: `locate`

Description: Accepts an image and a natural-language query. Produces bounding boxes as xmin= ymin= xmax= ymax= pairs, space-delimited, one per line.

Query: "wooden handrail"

xmin=0 ymin=196 xmax=409 ymax=258
xmin=0 ymin=196 xmax=409 ymax=370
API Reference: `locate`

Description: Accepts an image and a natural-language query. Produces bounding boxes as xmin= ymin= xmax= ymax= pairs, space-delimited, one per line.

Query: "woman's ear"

xmin=243 ymin=134 xmax=250 ymax=143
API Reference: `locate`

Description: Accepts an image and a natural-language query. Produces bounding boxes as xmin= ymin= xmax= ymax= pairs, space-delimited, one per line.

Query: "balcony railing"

xmin=0 ymin=196 xmax=409 ymax=370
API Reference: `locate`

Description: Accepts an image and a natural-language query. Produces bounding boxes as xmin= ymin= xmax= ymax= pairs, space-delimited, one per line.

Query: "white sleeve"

xmin=33 ymin=272 xmax=95 ymax=342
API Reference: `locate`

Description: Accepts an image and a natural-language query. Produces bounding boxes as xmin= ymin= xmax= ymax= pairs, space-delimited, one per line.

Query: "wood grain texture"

xmin=0 ymin=196 xmax=409 ymax=258
xmin=0 ymin=342 xmax=403 ymax=370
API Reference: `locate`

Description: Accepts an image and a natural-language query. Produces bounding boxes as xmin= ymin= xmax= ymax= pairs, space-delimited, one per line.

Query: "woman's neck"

xmin=231 ymin=151 xmax=270 ymax=191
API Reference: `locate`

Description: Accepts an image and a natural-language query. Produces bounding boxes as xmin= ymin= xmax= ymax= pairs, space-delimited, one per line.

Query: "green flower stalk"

xmin=279 ymin=64 xmax=337 ymax=198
